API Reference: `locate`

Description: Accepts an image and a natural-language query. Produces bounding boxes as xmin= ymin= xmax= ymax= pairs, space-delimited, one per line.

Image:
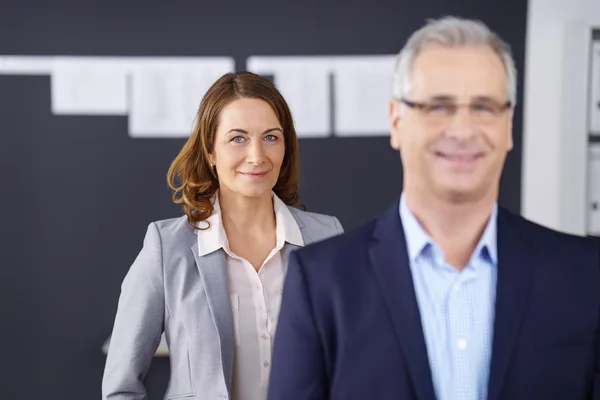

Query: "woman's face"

xmin=210 ymin=97 xmax=285 ymax=200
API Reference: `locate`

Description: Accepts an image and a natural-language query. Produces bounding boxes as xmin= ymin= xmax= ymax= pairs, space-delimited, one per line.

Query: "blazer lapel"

xmin=281 ymin=243 xmax=301 ymax=276
xmin=368 ymin=203 xmax=436 ymax=400
xmin=487 ymin=209 xmax=535 ymax=400
xmin=282 ymin=208 xmax=306 ymax=275
xmin=190 ymin=244 xmax=235 ymax=391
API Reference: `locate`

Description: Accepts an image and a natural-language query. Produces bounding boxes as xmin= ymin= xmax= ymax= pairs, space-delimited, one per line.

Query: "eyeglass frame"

xmin=394 ymin=96 xmax=513 ymax=125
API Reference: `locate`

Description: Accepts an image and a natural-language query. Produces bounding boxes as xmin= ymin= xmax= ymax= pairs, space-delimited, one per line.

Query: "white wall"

xmin=522 ymin=0 xmax=600 ymax=235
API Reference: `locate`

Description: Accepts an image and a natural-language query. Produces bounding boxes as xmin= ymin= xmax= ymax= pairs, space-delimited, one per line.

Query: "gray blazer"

xmin=102 ymin=207 xmax=343 ymax=400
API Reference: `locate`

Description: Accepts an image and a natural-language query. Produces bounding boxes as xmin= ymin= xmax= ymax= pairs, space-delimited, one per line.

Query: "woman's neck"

xmin=218 ymin=189 xmax=276 ymax=236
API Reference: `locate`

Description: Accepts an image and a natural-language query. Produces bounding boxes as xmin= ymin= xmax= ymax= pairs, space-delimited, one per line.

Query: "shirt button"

xmin=255 ymin=285 xmax=261 ymax=290
xmin=259 ymin=307 xmax=266 ymax=314
xmin=262 ymin=333 xmax=270 ymax=341
xmin=456 ymin=338 xmax=468 ymax=350
xmin=263 ymin=361 xmax=270 ymax=368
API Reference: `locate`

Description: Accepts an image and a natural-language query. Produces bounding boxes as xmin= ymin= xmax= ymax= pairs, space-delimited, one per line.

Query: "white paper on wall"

xmin=248 ymin=56 xmax=332 ymax=137
xmin=0 ymin=55 xmax=53 ymax=75
xmin=589 ymin=41 xmax=600 ymax=135
xmin=333 ymin=56 xmax=395 ymax=136
xmin=128 ymin=59 xmax=234 ymax=138
xmin=587 ymin=144 xmax=600 ymax=235
xmin=51 ymin=57 xmax=129 ymax=115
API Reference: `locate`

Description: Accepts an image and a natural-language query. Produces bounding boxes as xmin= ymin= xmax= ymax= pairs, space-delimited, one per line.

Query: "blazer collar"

xmin=368 ymin=199 xmax=535 ymax=400
xmin=189 ymin=245 xmax=234 ymax=392
xmin=188 ymin=202 xmax=310 ymax=393
xmin=369 ymin=200 xmax=436 ymax=400
xmin=487 ymin=207 xmax=535 ymax=400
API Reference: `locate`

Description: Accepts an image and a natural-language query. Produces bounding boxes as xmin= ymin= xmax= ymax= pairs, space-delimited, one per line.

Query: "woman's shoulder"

xmin=152 ymin=214 xmax=190 ymax=230
xmin=286 ymin=206 xmax=344 ymax=236
xmin=146 ymin=215 xmax=197 ymax=246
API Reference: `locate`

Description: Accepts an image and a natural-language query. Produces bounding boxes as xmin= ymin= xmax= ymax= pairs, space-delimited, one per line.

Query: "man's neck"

xmin=403 ymin=187 xmax=496 ymax=271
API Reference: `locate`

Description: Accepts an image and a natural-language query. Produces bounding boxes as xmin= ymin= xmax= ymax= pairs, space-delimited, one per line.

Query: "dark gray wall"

xmin=0 ymin=0 xmax=527 ymax=398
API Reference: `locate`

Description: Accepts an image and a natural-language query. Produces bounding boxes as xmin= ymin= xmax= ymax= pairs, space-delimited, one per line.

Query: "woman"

xmin=101 ymin=71 xmax=343 ymax=400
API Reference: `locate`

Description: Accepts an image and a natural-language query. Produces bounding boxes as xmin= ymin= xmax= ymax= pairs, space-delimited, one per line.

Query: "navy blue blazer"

xmin=267 ymin=200 xmax=600 ymax=400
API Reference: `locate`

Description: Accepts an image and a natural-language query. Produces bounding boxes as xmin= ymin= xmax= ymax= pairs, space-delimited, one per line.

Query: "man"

xmin=267 ymin=16 xmax=600 ymax=400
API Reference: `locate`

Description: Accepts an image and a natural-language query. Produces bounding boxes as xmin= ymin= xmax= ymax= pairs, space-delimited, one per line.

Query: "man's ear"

xmin=506 ymin=108 xmax=514 ymax=151
xmin=389 ymin=99 xmax=402 ymax=150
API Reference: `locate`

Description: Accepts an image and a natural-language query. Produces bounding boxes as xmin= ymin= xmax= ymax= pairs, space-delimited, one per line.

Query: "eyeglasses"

xmin=397 ymin=98 xmax=512 ymax=125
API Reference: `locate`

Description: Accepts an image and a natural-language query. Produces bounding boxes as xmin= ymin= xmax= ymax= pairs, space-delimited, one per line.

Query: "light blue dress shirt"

xmin=399 ymin=194 xmax=498 ymax=400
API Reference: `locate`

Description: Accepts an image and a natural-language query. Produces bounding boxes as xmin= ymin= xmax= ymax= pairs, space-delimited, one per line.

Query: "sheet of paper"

xmin=332 ymin=56 xmax=395 ymax=137
xmin=128 ymin=58 xmax=234 ymax=138
xmin=588 ymin=144 xmax=600 ymax=235
xmin=0 ymin=56 xmax=53 ymax=75
xmin=248 ymin=56 xmax=331 ymax=137
xmin=51 ymin=57 xmax=128 ymax=115
xmin=590 ymin=41 xmax=600 ymax=135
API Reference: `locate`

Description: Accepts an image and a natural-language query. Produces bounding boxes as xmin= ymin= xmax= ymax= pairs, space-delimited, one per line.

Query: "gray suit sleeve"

xmin=332 ymin=216 xmax=344 ymax=234
xmin=102 ymin=222 xmax=166 ymax=400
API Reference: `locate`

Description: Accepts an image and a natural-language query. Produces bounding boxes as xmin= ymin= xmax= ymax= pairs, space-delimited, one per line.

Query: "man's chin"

xmin=433 ymin=181 xmax=486 ymax=202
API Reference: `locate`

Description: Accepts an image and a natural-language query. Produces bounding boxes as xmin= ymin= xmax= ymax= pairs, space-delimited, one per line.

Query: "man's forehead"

xmin=413 ymin=44 xmax=505 ymax=68
xmin=410 ymin=46 xmax=507 ymax=99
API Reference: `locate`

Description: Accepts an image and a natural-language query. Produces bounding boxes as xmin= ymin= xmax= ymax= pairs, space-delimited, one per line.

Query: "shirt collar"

xmin=399 ymin=193 xmax=498 ymax=266
xmin=196 ymin=192 xmax=229 ymax=257
xmin=273 ymin=192 xmax=304 ymax=248
xmin=196 ymin=190 xmax=303 ymax=257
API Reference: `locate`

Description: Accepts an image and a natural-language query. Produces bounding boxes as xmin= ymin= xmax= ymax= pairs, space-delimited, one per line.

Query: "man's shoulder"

xmin=500 ymin=206 xmax=599 ymax=252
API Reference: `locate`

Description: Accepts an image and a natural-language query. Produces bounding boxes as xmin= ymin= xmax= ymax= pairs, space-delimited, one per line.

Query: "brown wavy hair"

xmin=167 ymin=71 xmax=303 ymax=229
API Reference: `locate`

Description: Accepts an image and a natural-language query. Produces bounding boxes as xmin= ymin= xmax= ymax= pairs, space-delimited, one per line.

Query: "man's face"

xmin=389 ymin=44 xmax=514 ymax=202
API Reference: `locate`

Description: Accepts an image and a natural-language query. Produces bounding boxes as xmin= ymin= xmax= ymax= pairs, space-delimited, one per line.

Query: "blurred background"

xmin=1 ymin=0 xmax=599 ymax=398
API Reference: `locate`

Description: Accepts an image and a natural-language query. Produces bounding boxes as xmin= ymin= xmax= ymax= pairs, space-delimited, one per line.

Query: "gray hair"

xmin=392 ymin=16 xmax=517 ymax=105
